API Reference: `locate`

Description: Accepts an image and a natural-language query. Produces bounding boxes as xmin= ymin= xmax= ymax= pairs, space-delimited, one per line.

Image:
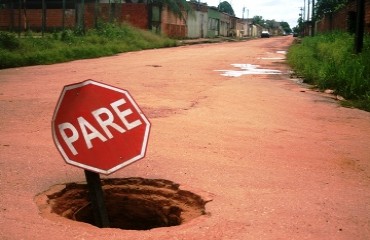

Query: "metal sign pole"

xmin=84 ymin=170 xmax=110 ymax=228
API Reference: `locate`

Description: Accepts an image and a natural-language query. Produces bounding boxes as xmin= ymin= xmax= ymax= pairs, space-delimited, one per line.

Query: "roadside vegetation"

xmin=287 ymin=32 xmax=370 ymax=111
xmin=0 ymin=22 xmax=177 ymax=69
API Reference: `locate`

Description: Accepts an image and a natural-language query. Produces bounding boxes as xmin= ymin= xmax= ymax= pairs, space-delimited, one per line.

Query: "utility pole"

xmin=42 ymin=0 xmax=46 ymax=36
xmin=354 ymin=0 xmax=365 ymax=53
xmin=299 ymin=7 xmax=303 ymax=36
xmin=62 ymin=0 xmax=66 ymax=30
xmin=311 ymin=0 xmax=315 ymax=36
xmin=18 ymin=0 xmax=21 ymax=37
xmin=307 ymin=0 xmax=310 ymax=21
xmin=303 ymin=0 xmax=306 ymax=22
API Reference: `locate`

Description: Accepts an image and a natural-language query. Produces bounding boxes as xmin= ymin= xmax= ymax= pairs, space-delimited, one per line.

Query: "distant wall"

xmin=0 ymin=3 xmax=147 ymax=31
xmin=161 ymin=6 xmax=187 ymax=38
xmin=316 ymin=0 xmax=370 ymax=33
xmin=0 ymin=8 xmax=75 ymax=30
xmin=187 ymin=2 xmax=208 ymax=38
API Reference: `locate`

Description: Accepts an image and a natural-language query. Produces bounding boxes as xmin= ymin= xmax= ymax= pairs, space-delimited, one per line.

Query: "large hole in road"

xmin=36 ymin=178 xmax=209 ymax=230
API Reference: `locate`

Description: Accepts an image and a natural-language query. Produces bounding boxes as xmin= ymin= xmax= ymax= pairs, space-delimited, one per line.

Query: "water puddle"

xmin=259 ymin=57 xmax=285 ymax=60
xmin=258 ymin=50 xmax=287 ymax=60
xmin=276 ymin=50 xmax=287 ymax=54
xmin=215 ymin=64 xmax=282 ymax=77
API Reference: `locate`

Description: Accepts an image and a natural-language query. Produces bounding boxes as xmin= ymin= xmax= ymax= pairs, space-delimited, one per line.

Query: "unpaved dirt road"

xmin=1 ymin=36 xmax=370 ymax=240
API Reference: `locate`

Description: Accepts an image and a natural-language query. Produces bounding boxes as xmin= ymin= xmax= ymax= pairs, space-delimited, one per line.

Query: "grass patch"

xmin=287 ymin=32 xmax=370 ymax=111
xmin=0 ymin=22 xmax=177 ymax=69
xmin=341 ymin=98 xmax=370 ymax=112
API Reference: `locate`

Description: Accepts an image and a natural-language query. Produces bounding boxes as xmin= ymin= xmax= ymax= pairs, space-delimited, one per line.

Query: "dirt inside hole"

xmin=35 ymin=177 xmax=210 ymax=230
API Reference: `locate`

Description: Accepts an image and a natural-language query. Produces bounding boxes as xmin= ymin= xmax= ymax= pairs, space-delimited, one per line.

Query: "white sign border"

xmin=51 ymin=79 xmax=151 ymax=175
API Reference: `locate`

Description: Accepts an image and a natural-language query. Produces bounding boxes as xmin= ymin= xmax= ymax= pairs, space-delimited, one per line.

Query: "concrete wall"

xmin=219 ymin=12 xmax=231 ymax=37
xmin=161 ymin=6 xmax=187 ymax=38
xmin=234 ymin=18 xmax=245 ymax=38
xmin=0 ymin=8 xmax=75 ymax=31
xmin=207 ymin=7 xmax=219 ymax=38
xmin=121 ymin=3 xmax=148 ymax=29
xmin=187 ymin=2 xmax=208 ymax=38
xmin=187 ymin=11 xmax=208 ymax=38
xmin=0 ymin=3 xmax=147 ymax=31
xmin=0 ymin=2 xmax=281 ymax=38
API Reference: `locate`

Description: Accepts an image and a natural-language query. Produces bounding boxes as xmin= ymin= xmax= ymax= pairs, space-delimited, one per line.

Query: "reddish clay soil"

xmin=1 ymin=36 xmax=370 ymax=240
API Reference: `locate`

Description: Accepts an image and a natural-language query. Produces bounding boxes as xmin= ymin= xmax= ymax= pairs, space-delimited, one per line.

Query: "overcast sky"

xmin=204 ymin=0 xmax=307 ymax=29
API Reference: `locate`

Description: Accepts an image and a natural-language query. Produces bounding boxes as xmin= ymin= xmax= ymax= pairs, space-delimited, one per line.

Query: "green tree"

xmin=151 ymin=0 xmax=192 ymax=21
xmin=218 ymin=1 xmax=235 ymax=16
xmin=280 ymin=21 xmax=292 ymax=34
xmin=265 ymin=19 xmax=278 ymax=29
xmin=294 ymin=15 xmax=304 ymax=35
xmin=315 ymin=0 xmax=348 ymax=18
xmin=252 ymin=16 xmax=265 ymax=27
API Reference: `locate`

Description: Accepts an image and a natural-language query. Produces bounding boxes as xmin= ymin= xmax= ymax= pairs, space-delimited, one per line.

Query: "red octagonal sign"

xmin=52 ymin=80 xmax=150 ymax=175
